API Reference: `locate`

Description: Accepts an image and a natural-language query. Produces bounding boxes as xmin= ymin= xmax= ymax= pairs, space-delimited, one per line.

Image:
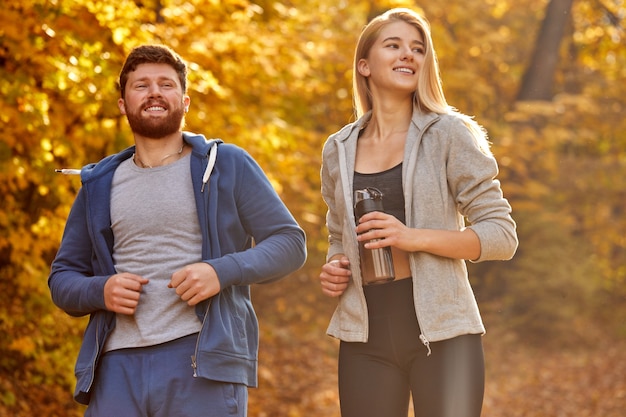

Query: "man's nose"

xmin=147 ymin=83 xmax=162 ymax=96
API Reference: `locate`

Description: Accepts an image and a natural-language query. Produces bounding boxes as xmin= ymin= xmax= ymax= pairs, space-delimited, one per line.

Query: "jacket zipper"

xmin=409 ymin=116 xmax=439 ymax=357
xmin=193 ymin=148 xmax=215 ymax=376
xmin=191 ymin=298 xmax=212 ymax=377
xmin=419 ymin=334 xmax=432 ymax=356
xmin=87 ymin=315 xmax=102 ymax=393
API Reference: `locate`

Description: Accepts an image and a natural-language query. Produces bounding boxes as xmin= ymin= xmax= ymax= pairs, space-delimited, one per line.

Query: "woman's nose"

xmin=400 ymin=47 xmax=414 ymax=61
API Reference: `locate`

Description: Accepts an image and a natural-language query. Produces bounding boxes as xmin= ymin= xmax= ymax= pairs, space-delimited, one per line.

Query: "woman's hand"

xmin=356 ymin=211 xmax=482 ymax=260
xmin=319 ymin=256 xmax=351 ymax=297
xmin=356 ymin=211 xmax=416 ymax=252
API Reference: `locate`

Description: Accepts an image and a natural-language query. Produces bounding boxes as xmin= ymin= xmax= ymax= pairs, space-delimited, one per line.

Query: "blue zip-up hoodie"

xmin=49 ymin=132 xmax=307 ymax=404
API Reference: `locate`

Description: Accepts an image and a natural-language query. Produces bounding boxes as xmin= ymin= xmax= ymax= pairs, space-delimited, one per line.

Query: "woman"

xmin=319 ymin=8 xmax=518 ymax=417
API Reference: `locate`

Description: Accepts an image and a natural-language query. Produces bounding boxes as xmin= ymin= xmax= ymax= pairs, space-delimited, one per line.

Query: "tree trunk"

xmin=516 ymin=0 xmax=575 ymax=101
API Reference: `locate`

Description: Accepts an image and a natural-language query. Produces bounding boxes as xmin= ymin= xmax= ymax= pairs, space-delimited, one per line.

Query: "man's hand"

xmin=169 ymin=262 xmax=221 ymax=306
xmin=104 ymin=273 xmax=149 ymax=315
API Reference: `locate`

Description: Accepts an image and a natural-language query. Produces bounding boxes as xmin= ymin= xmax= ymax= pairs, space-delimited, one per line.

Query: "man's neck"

xmin=133 ymin=132 xmax=186 ymax=168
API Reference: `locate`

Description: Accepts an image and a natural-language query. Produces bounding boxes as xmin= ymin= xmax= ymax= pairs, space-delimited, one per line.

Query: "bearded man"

xmin=49 ymin=44 xmax=306 ymax=417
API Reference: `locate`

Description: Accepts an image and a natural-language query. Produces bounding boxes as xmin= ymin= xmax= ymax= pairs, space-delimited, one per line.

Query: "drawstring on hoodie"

xmin=201 ymin=142 xmax=218 ymax=193
xmin=55 ymin=169 xmax=81 ymax=175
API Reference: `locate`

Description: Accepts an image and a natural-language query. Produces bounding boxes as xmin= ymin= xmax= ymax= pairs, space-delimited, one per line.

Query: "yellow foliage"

xmin=8 ymin=337 xmax=37 ymax=358
xmin=1 ymin=0 xmax=625 ymax=415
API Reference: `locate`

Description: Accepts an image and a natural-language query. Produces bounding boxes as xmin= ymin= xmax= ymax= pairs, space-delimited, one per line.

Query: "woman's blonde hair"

xmin=353 ymin=8 xmax=490 ymax=153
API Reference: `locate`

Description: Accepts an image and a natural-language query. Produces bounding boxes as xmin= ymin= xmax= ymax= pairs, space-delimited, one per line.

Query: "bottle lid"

xmin=354 ymin=187 xmax=384 ymax=217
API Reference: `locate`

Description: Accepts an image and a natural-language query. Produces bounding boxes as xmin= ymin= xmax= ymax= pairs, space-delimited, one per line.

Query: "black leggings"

xmin=338 ymin=279 xmax=484 ymax=417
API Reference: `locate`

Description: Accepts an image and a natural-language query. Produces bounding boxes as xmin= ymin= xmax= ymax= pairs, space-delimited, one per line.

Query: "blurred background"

xmin=1 ymin=0 xmax=624 ymax=416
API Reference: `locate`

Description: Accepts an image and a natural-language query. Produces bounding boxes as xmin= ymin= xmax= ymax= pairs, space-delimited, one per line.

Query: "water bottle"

xmin=354 ymin=187 xmax=395 ymax=285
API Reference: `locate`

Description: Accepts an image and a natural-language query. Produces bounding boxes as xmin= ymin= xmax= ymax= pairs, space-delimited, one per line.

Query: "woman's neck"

xmin=364 ymin=101 xmax=413 ymax=142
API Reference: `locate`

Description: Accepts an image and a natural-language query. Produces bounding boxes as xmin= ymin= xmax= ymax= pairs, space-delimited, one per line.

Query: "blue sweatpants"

xmin=85 ymin=334 xmax=248 ymax=417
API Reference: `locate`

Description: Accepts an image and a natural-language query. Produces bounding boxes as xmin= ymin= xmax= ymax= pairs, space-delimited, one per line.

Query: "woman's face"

xmin=358 ymin=20 xmax=425 ymax=98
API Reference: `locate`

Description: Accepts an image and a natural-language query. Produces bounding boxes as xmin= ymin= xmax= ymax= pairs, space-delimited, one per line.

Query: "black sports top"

xmin=353 ymin=163 xmax=405 ymax=224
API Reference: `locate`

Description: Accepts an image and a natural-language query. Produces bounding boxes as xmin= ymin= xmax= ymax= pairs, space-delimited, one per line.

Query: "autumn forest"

xmin=1 ymin=0 xmax=625 ymax=416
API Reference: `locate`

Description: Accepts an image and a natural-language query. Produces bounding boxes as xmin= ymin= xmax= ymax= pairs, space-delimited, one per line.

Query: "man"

xmin=49 ymin=44 xmax=307 ymax=417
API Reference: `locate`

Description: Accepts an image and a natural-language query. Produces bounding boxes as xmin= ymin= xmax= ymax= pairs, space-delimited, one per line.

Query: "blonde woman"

xmin=319 ymin=8 xmax=517 ymax=417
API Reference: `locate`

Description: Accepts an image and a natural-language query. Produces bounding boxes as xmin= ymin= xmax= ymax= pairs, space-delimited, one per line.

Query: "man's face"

xmin=118 ymin=63 xmax=190 ymax=139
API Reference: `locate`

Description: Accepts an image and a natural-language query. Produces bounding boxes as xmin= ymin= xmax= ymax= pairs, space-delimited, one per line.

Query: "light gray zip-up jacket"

xmin=321 ymin=109 xmax=518 ymax=350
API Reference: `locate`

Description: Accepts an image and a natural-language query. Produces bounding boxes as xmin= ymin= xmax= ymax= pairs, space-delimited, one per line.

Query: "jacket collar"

xmin=79 ymin=131 xmax=223 ymax=184
xmin=410 ymin=107 xmax=440 ymax=130
xmin=333 ymin=106 xmax=440 ymax=143
xmin=182 ymin=131 xmax=223 ymax=155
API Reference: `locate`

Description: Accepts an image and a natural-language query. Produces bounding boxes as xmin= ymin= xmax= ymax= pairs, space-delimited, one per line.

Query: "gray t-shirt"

xmin=105 ymin=153 xmax=203 ymax=352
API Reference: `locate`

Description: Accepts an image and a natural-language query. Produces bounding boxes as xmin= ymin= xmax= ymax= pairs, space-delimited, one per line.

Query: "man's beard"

xmin=125 ymin=104 xmax=185 ymax=139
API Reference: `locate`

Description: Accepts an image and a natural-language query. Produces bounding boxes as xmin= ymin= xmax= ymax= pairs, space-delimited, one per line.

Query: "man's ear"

xmin=118 ymin=98 xmax=127 ymax=115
